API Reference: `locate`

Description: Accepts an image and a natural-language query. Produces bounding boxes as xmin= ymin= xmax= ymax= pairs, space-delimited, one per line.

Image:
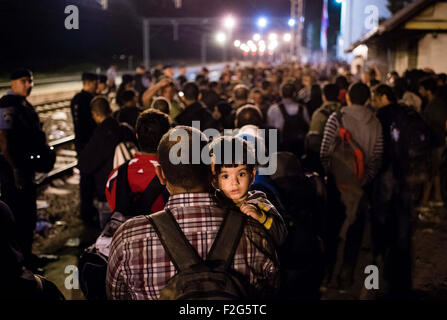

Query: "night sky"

xmin=0 ymin=0 xmax=340 ymax=75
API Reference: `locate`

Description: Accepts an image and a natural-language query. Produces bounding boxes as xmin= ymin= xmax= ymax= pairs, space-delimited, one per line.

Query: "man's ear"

xmin=154 ymin=165 xmax=167 ymax=185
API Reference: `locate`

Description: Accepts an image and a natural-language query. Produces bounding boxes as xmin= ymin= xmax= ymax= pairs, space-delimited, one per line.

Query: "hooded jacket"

xmin=320 ymin=104 xmax=383 ymax=184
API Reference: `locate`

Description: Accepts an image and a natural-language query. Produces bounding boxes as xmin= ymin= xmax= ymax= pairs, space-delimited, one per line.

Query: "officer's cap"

xmin=82 ymin=72 xmax=98 ymax=82
xmin=10 ymin=68 xmax=33 ymax=80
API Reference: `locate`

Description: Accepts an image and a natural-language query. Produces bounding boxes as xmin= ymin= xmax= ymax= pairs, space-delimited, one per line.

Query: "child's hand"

xmin=240 ymin=203 xmax=262 ymax=221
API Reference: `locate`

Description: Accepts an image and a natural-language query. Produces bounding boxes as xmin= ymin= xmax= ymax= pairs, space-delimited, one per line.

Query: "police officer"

xmin=0 ymin=68 xmax=55 ymax=269
xmin=70 ymin=72 xmax=99 ymax=227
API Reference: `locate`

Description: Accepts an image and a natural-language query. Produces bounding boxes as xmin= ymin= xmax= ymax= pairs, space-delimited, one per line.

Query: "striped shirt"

xmin=320 ymin=106 xmax=383 ymax=184
xmin=106 ymin=193 xmax=280 ymax=300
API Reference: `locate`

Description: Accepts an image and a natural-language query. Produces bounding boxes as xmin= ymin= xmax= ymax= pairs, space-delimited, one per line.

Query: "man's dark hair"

xmin=90 ymin=96 xmax=112 ymax=117
xmin=182 ymin=82 xmax=200 ymax=101
xmin=177 ymin=75 xmax=188 ymax=87
xmin=373 ymin=84 xmax=397 ymax=104
xmin=122 ymin=90 xmax=136 ymax=104
xmin=157 ymin=126 xmax=210 ymax=190
xmin=82 ymin=72 xmax=98 ymax=82
xmin=335 ymin=75 xmax=349 ymax=90
xmin=348 ymin=82 xmax=371 ymax=105
xmin=419 ymin=77 xmax=438 ymax=94
xmin=369 ymin=79 xmax=380 ymax=87
xmin=195 ymin=74 xmax=206 ymax=83
xmin=210 ymin=81 xmax=219 ymax=90
xmin=323 ymin=84 xmax=339 ymax=101
xmin=98 ymin=74 xmax=107 ymax=84
xmin=136 ymin=109 xmax=171 ymax=153
xmin=235 ymin=105 xmax=263 ymax=128
xmin=199 ymin=79 xmax=210 ymax=89
xmin=251 ymin=88 xmax=262 ymax=96
xmin=151 ymin=98 xmax=170 ymax=115
xmin=438 ymin=73 xmax=447 ymax=83
xmin=209 ymin=136 xmax=256 ymax=175
xmin=121 ymin=74 xmax=134 ymax=85
xmin=280 ymin=82 xmax=296 ymax=99
xmin=262 ymin=80 xmax=272 ymax=91
xmin=234 ymin=84 xmax=249 ymax=101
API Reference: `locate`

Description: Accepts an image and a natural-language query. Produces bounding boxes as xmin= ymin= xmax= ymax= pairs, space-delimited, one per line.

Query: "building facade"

xmin=337 ymin=0 xmax=391 ymax=60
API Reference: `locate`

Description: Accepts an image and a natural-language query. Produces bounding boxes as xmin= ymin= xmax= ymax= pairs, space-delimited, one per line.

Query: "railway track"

xmin=35 ymin=98 xmax=78 ymax=186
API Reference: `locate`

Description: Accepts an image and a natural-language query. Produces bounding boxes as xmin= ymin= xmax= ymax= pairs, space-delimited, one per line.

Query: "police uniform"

xmin=0 ymin=69 xmax=55 ymax=264
xmin=70 ymin=73 xmax=99 ymax=226
xmin=70 ymin=91 xmax=96 ymax=153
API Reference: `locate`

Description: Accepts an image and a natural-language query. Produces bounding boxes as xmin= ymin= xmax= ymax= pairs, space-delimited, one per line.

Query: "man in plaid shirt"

xmin=106 ymin=126 xmax=280 ymax=300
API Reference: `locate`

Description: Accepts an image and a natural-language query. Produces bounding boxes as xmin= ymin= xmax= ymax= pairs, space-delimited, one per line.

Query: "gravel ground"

xmin=33 ymin=176 xmax=447 ymax=300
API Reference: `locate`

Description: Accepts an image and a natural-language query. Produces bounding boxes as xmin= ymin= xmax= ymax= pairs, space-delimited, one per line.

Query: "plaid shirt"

xmin=106 ymin=193 xmax=280 ymax=300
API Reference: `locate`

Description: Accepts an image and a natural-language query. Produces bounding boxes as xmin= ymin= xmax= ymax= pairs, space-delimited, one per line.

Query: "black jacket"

xmin=70 ymin=90 xmax=96 ymax=153
xmin=175 ymin=102 xmax=221 ymax=131
xmin=79 ymin=117 xmax=135 ymax=201
xmin=0 ymin=93 xmax=54 ymax=178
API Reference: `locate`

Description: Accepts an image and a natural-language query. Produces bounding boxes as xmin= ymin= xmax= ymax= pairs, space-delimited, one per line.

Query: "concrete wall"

xmin=394 ymin=41 xmax=410 ymax=75
xmin=417 ymin=33 xmax=447 ymax=73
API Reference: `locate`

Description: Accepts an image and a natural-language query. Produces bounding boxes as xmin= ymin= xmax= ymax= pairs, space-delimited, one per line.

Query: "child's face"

xmin=216 ymin=165 xmax=255 ymax=204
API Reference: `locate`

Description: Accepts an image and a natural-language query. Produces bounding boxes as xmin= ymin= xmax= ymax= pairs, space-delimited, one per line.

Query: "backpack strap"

xmin=147 ymin=209 xmax=202 ymax=272
xmin=278 ymin=103 xmax=290 ymax=121
xmin=114 ymin=161 xmax=132 ymax=214
xmin=335 ymin=110 xmax=344 ymax=129
xmin=319 ymin=108 xmax=331 ymax=119
xmin=133 ymin=175 xmax=165 ymax=213
xmin=207 ymin=209 xmax=246 ymax=270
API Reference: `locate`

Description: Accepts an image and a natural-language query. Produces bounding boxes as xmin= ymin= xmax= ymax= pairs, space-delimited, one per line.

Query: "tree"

xmin=387 ymin=0 xmax=414 ymax=14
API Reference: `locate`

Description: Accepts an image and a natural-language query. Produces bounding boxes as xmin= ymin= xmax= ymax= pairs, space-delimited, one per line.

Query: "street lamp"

xmin=288 ymin=18 xmax=296 ymax=27
xmin=283 ymin=33 xmax=292 ymax=42
xmin=215 ymin=31 xmax=227 ymax=44
xmin=268 ymin=33 xmax=278 ymax=41
xmin=257 ymin=17 xmax=268 ymax=29
xmin=253 ymin=33 xmax=261 ymax=42
xmin=234 ymin=40 xmax=241 ymax=47
xmin=223 ymin=15 xmax=236 ymax=30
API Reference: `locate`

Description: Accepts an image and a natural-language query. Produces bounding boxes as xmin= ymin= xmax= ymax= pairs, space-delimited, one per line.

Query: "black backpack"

xmin=79 ymin=162 xmax=167 ymax=300
xmin=390 ymin=105 xmax=433 ymax=184
xmin=113 ymin=161 xmax=169 ymax=217
xmin=278 ymin=103 xmax=309 ymax=157
xmin=277 ymin=172 xmax=326 ymax=299
xmin=147 ymin=209 xmax=249 ymax=300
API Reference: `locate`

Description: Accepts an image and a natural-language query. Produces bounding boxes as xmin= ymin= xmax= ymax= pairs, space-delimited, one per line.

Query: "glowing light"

xmin=215 ymin=31 xmax=227 ymax=44
xmin=288 ymin=18 xmax=296 ymax=27
xmin=268 ymin=40 xmax=278 ymax=51
xmin=257 ymin=17 xmax=268 ymax=28
xmin=268 ymin=33 xmax=278 ymax=41
xmin=223 ymin=16 xmax=236 ymax=30
xmin=234 ymin=40 xmax=241 ymax=47
xmin=283 ymin=33 xmax=292 ymax=42
xmin=240 ymin=43 xmax=250 ymax=52
xmin=253 ymin=33 xmax=261 ymax=42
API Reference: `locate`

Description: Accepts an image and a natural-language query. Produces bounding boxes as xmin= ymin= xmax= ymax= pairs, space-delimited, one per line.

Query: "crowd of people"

xmin=1 ymin=60 xmax=447 ymax=300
